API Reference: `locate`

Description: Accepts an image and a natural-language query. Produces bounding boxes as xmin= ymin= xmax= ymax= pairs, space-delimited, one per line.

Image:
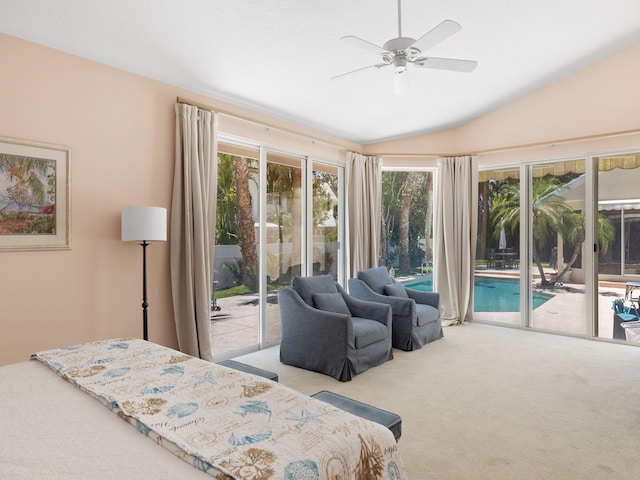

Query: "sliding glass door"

xmin=213 ymin=140 xmax=344 ymax=359
xmin=213 ymin=142 xmax=261 ymax=357
xmin=264 ymin=151 xmax=304 ymax=345
xmin=476 ymin=159 xmax=588 ymax=335
xmin=478 ymin=152 xmax=640 ymax=342
xmin=475 ymin=166 xmax=521 ymax=326
xmin=527 ymin=159 xmax=587 ymax=335
xmin=595 ymin=152 xmax=640 ymax=341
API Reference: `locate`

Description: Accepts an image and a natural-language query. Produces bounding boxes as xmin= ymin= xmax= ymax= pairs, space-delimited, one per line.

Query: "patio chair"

xmin=278 ymin=274 xmax=393 ymax=381
xmin=348 ymin=266 xmax=443 ymax=351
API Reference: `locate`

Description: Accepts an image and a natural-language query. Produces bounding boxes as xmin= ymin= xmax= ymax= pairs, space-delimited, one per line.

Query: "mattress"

xmin=0 ymin=360 xmax=211 ymax=479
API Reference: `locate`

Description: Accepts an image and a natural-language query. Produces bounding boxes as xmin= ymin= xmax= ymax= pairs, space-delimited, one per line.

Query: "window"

xmin=380 ymin=170 xmax=434 ymax=277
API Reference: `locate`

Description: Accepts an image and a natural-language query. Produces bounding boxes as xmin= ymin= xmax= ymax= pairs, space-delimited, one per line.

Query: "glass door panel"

xmin=529 ymin=159 xmax=586 ymax=335
xmin=213 ymin=142 xmax=261 ymax=357
xmin=312 ymin=163 xmax=340 ymax=280
xmin=474 ymin=167 xmax=521 ymax=326
xmin=265 ymin=151 xmax=304 ymax=344
xmin=595 ymin=153 xmax=640 ymax=341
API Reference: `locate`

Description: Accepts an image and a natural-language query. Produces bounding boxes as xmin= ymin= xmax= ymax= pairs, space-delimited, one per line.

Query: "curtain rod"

xmin=367 ymin=128 xmax=640 ymax=158
xmin=176 ymin=96 xmax=355 ymax=151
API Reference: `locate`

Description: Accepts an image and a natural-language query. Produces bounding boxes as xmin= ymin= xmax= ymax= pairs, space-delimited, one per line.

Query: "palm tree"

xmin=233 ymin=156 xmax=258 ymax=291
xmin=492 ymin=177 xmax=570 ymax=286
xmin=216 ymin=154 xmax=238 ymax=245
xmin=491 ymin=176 xmax=615 ymax=286
xmin=555 ymin=210 xmax=615 ymax=283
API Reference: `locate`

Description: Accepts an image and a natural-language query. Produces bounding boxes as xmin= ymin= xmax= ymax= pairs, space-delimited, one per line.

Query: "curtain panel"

xmin=434 ymin=156 xmax=478 ymax=325
xmin=170 ymin=103 xmax=217 ymax=360
xmin=346 ymin=152 xmax=382 ymax=276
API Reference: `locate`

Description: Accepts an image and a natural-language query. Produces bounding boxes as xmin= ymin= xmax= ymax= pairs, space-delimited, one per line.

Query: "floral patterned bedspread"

xmin=32 ymin=338 xmax=408 ymax=480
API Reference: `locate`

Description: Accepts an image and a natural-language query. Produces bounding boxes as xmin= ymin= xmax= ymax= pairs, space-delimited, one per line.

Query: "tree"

xmin=492 ymin=177 xmax=570 ymax=286
xmin=398 ymin=172 xmax=420 ymax=272
xmin=216 ymin=154 xmax=238 ymax=245
xmin=233 ymin=156 xmax=258 ymax=291
xmin=381 ymin=171 xmax=432 ymax=272
xmin=491 ymin=175 xmax=615 ymax=286
xmin=555 ymin=210 xmax=615 ymax=283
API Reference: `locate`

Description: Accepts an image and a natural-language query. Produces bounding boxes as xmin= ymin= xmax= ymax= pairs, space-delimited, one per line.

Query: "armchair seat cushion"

xmin=416 ymin=304 xmax=440 ymax=327
xmin=352 ymin=317 xmax=389 ymax=349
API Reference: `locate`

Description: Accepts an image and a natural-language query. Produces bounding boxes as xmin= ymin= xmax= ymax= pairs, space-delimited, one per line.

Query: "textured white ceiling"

xmin=0 ymin=0 xmax=639 ymax=144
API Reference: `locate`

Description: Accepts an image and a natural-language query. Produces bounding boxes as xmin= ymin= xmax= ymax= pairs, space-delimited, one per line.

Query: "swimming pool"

xmin=402 ymin=276 xmax=553 ymax=312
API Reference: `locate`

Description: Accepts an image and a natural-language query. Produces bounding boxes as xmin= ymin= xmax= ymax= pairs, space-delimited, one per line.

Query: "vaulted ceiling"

xmin=1 ymin=0 xmax=639 ymax=144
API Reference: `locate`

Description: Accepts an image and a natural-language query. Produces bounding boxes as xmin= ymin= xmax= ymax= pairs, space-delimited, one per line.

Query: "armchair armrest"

xmin=348 ymin=278 xmax=413 ymax=317
xmin=405 ymin=288 xmax=440 ymax=309
xmin=337 ymin=285 xmax=391 ymax=326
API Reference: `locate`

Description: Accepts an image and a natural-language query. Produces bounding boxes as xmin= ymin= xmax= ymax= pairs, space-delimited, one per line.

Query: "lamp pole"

xmin=141 ymin=240 xmax=149 ymax=341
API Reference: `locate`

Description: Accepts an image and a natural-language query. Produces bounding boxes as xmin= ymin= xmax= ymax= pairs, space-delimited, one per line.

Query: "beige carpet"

xmin=235 ymin=323 xmax=640 ymax=479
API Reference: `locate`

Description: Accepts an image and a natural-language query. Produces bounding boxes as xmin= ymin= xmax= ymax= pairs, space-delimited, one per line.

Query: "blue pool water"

xmin=403 ymin=276 xmax=552 ymax=312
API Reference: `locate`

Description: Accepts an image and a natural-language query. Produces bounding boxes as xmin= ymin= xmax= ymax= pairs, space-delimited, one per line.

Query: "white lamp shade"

xmin=121 ymin=206 xmax=167 ymax=242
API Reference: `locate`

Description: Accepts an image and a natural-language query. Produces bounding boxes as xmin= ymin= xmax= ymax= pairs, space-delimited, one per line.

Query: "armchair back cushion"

xmin=356 ymin=266 xmax=394 ymax=294
xmin=313 ymin=292 xmax=351 ymax=316
xmin=292 ymin=274 xmax=338 ymax=306
xmin=384 ymin=283 xmax=408 ymax=298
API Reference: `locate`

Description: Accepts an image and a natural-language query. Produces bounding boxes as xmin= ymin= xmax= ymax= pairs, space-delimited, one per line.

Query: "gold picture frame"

xmin=0 ymin=136 xmax=70 ymax=251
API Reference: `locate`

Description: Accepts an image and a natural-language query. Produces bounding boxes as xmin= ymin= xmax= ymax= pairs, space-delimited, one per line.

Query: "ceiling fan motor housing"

xmin=383 ymin=37 xmax=421 ymax=62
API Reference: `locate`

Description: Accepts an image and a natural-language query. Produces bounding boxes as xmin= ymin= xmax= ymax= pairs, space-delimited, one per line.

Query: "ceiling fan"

xmin=332 ymin=0 xmax=478 ymax=94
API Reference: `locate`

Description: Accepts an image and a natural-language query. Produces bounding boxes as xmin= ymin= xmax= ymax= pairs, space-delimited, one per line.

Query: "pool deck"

xmin=472 ymin=268 xmax=625 ymax=338
xmin=399 ymin=268 xmax=627 ymax=338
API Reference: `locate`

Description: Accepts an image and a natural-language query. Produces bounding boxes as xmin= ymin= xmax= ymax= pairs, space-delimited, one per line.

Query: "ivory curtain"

xmin=170 ymin=103 xmax=217 ymax=360
xmin=346 ymin=152 xmax=381 ymax=276
xmin=434 ymin=156 xmax=478 ymax=325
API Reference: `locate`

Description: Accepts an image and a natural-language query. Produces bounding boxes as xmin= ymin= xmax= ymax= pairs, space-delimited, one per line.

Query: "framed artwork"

xmin=0 ymin=136 xmax=70 ymax=251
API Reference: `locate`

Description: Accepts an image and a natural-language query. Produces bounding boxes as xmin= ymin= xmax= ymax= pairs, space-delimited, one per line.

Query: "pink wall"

xmin=0 ymin=33 xmax=352 ymax=365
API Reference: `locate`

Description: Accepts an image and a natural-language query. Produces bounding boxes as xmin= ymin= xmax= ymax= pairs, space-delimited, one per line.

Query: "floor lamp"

xmin=121 ymin=206 xmax=167 ymax=341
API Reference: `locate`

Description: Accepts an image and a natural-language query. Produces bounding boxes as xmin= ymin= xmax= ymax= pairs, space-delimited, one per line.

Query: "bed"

xmin=0 ymin=338 xmax=407 ymax=479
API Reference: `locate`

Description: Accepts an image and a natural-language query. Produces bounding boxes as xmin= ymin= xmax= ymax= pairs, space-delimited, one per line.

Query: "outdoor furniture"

xmin=348 ymin=266 xmax=443 ymax=351
xmin=612 ymin=294 xmax=639 ymax=340
xmin=278 ymin=274 xmax=393 ymax=381
xmin=311 ymin=390 xmax=402 ymax=441
xmin=496 ymin=249 xmax=519 ymax=269
xmin=489 ymin=248 xmax=504 ymax=269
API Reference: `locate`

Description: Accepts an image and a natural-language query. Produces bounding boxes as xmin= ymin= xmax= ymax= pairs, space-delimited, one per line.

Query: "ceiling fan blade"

xmin=411 ymin=20 xmax=462 ymax=52
xmin=330 ymin=62 xmax=390 ymax=80
xmin=414 ymin=57 xmax=477 ymax=73
xmin=341 ymin=35 xmax=388 ymax=56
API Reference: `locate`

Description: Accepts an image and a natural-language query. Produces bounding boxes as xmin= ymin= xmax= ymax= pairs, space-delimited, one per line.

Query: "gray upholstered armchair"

xmin=348 ymin=266 xmax=443 ymax=351
xmin=278 ymin=274 xmax=393 ymax=381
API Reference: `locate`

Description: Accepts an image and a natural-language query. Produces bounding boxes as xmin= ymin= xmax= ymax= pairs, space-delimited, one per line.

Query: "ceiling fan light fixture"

xmin=393 ymin=67 xmax=409 ymax=95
